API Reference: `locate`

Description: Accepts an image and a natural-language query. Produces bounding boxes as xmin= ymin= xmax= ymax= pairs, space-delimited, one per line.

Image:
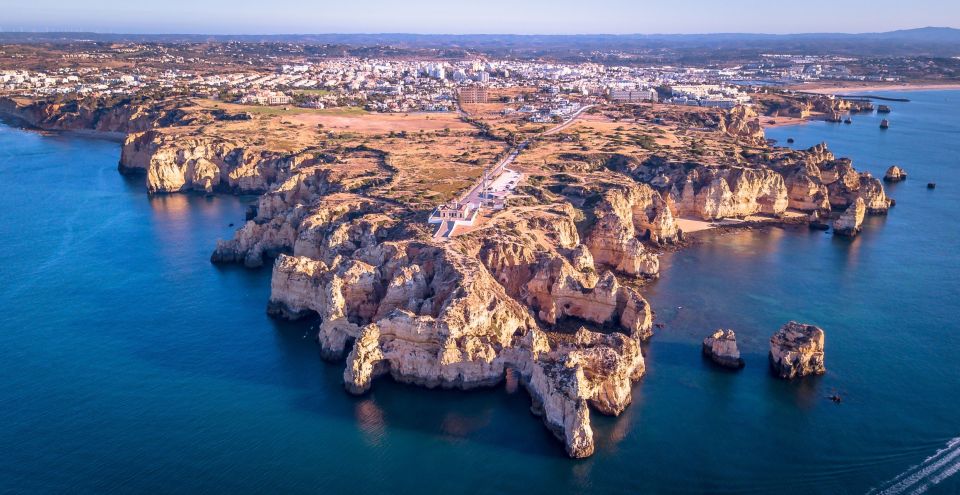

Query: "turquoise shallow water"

xmin=1 ymin=91 xmax=958 ymax=495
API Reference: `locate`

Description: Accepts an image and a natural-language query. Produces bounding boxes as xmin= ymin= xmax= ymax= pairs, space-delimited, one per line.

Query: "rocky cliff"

xmin=0 ymin=95 xmax=233 ymax=134
xmin=261 ymin=196 xmax=655 ymax=458
xmin=669 ymin=166 xmax=789 ymax=220
xmin=718 ymin=105 xmax=766 ymax=146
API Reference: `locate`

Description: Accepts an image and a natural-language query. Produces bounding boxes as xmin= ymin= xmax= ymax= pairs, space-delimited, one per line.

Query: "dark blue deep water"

xmin=1 ymin=91 xmax=958 ymax=495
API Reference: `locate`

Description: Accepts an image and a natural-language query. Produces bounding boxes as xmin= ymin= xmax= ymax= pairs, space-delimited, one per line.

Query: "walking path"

xmin=431 ymin=104 xmax=594 ymax=238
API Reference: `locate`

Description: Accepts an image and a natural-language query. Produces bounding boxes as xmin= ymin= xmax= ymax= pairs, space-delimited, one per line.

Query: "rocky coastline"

xmin=0 ymin=95 xmax=894 ymax=457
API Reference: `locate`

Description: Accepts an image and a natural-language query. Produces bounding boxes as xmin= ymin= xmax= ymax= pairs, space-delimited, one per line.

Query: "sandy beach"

xmin=762 ymin=115 xmax=816 ymax=128
xmin=787 ymin=82 xmax=960 ymax=95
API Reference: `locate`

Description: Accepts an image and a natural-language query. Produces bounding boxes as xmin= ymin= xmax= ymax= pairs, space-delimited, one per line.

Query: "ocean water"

xmin=1 ymin=90 xmax=958 ymax=495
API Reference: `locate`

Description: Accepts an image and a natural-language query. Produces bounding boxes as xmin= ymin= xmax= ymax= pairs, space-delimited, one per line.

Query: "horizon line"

xmin=0 ymin=26 xmax=958 ymax=38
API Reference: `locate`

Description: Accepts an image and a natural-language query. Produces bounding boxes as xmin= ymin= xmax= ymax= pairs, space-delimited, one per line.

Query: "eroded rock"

xmin=884 ymin=165 xmax=907 ymax=182
xmin=833 ymin=197 xmax=866 ymax=237
xmin=702 ymin=329 xmax=744 ymax=369
xmin=769 ymin=321 xmax=826 ymax=379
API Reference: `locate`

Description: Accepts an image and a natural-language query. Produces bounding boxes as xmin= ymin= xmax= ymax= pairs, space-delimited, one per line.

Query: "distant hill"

xmin=867 ymin=26 xmax=960 ymax=42
xmin=0 ymin=27 xmax=958 ymax=58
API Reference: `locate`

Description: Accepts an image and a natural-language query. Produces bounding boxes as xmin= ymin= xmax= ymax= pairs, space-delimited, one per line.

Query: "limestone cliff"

xmin=249 ymin=192 xmax=658 ymax=458
xmin=0 ymin=95 xmax=240 ymax=134
xmin=670 ymin=167 xmax=789 ymax=220
xmin=584 ymin=183 xmax=674 ymax=277
xmin=718 ymin=105 xmax=766 ymax=146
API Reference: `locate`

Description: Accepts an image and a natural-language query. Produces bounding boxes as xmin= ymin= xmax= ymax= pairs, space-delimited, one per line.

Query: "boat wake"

xmin=869 ymin=437 xmax=960 ymax=495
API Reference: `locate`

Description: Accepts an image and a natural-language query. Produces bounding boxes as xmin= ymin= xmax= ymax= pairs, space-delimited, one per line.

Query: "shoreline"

xmin=786 ymin=82 xmax=960 ymax=95
xmin=764 ymin=85 xmax=960 ymax=130
xmin=673 ymin=214 xmax=812 ymax=245
xmin=0 ymin=112 xmax=127 ymax=143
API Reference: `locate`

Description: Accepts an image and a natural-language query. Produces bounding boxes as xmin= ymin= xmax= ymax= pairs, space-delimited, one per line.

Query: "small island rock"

xmin=769 ymin=321 xmax=826 ymax=379
xmin=883 ymin=166 xmax=907 ymax=182
xmin=702 ymin=329 xmax=744 ymax=369
xmin=833 ymin=197 xmax=865 ymax=237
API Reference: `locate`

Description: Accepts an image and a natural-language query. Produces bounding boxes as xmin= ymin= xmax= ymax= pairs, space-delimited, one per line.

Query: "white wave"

xmin=907 ymin=456 xmax=960 ymax=495
xmin=872 ymin=437 xmax=960 ymax=495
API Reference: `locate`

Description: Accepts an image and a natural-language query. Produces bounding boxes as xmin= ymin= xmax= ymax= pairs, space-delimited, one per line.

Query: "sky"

xmin=2 ymin=0 xmax=959 ymax=35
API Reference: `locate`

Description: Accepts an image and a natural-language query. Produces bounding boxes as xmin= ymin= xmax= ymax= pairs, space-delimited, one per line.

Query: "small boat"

xmin=844 ymin=118 xmax=852 ymax=124
xmin=877 ymin=105 xmax=892 ymax=114
xmin=880 ymin=119 xmax=890 ymax=129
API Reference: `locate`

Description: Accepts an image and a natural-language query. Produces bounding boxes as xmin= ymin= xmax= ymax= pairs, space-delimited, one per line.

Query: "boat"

xmin=844 ymin=118 xmax=852 ymax=124
xmin=877 ymin=105 xmax=892 ymax=114
xmin=880 ymin=119 xmax=890 ymax=129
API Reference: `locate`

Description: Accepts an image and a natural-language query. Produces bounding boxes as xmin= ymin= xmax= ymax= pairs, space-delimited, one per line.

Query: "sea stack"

xmin=769 ymin=322 xmax=826 ymax=379
xmin=833 ymin=197 xmax=866 ymax=237
xmin=808 ymin=211 xmax=830 ymax=231
xmin=883 ymin=165 xmax=907 ymax=182
xmin=702 ymin=329 xmax=744 ymax=369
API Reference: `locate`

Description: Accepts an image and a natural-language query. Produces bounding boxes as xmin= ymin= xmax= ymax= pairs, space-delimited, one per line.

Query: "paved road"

xmin=459 ymin=104 xmax=594 ymax=209
xmin=433 ymin=103 xmax=595 ymax=239
xmin=543 ymin=104 xmax=595 ymax=136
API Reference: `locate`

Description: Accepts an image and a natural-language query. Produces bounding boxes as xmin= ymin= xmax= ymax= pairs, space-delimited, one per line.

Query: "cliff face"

xmin=584 ymin=182 xmax=677 ymax=277
xmin=261 ymin=196 xmax=655 ymax=458
xmin=215 ymin=160 xmax=663 ymax=459
xmin=718 ymin=105 xmax=766 ymax=146
xmin=1 ymin=96 xmax=273 ymax=195
xmin=670 ymin=167 xmax=789 ymax=220
xmin=120 ymin=130 xmax=326 ymax=194
xmin=0 ymin=96 xmax=216 ymax=134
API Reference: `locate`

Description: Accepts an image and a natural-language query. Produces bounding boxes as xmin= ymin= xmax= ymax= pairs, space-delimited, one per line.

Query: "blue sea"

xmin=1 ymin=91 xmax=958 ymax=494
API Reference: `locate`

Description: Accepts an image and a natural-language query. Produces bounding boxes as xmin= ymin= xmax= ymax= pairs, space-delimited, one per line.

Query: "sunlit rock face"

xmin=769 ymin=321 xmax=826 ymax=379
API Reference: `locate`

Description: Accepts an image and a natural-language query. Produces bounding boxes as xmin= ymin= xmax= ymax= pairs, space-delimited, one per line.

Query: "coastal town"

xmin=2 ymin=41 xmax=957 ymax=115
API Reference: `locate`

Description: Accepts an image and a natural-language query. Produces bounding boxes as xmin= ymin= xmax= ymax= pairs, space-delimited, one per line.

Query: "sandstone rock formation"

xmin=259 ymin=196 xmax=655 ymax=458
xmin=0 ymin=95 xmax=244 ymax=134
xmin=525 ymin=328 xmax=644 ymax=458
xmin=884 ymin=165 xmax=907 ymax=182
xmin=769 ymin=321 xmax=826 ymax=379
xmin=584 ymin=182 xmax=676 ymax=277
xmin=670 ymin=167 xmax=789 ymax=220
xmin=702 ymin=329 xmax=744 ymax=369
xmin=833 ymin=197 xmax=866 ymax=237
xmin=718 ymin=105 xmax=766 ymax=146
